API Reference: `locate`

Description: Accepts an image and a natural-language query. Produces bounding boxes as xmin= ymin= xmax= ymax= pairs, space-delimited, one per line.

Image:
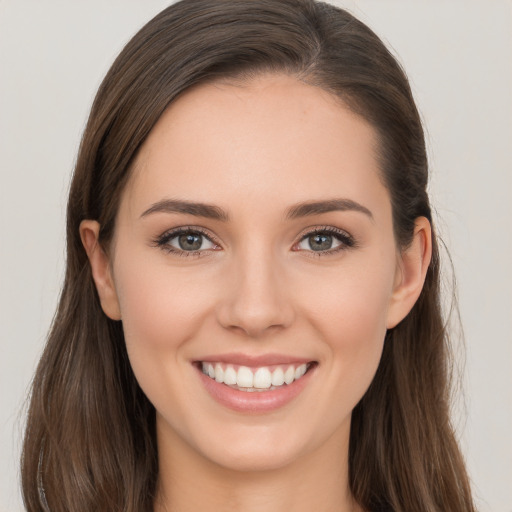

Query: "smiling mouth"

xmin=198 ymin=361 xmax=316 ymax=392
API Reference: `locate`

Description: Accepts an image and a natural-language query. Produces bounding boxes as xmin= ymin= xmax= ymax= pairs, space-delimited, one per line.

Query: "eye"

xmin=154 ymin=228 xmax=220 ymax=255
xmin=295 ymin=227 xmax=355 ymax=254
xmin=172 ymin=232 xmax=214 ymax=251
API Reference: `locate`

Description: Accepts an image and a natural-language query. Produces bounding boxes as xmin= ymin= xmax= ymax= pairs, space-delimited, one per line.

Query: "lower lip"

xmin=196 ymin=365 xmax=316 ymax=413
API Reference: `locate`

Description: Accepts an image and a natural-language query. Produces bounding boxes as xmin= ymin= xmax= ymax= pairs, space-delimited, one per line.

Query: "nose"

xmin=216 ymin=248 xmax=295 ymax=338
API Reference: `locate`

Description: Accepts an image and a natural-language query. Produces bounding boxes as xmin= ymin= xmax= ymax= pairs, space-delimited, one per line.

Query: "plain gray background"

xmin=1 ymin=1 xmax=511 ymax=511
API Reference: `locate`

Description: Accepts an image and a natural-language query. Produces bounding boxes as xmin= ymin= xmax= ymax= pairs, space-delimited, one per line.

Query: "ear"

xmin=386 ymin=217 xmax=432 ymax=329
xmin=79 ymin=220 xmax=121 ymax=321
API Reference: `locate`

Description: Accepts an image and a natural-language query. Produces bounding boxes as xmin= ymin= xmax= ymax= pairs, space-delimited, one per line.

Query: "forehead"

xmin=122 ymin=73 xmax=387 ymax=218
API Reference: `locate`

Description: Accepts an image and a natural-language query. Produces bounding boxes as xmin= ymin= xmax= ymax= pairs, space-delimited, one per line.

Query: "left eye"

xmin=165 ymin=231 xmax=217 ymax=252
xmin=296 ymin=230 xmax=351 ymax=252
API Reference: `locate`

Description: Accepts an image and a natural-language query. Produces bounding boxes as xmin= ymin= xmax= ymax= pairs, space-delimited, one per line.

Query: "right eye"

xmin=155 ymin=228 xmax=220 ymax=256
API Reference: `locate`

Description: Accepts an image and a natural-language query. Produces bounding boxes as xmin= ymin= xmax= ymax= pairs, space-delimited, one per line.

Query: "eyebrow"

xmin=285 ymin=198 xmax=373 ymax=220
xmin=140 ymin=199 xmax=230 ymax=221
xmin=140 ymin=197 xmax=373 ymax=222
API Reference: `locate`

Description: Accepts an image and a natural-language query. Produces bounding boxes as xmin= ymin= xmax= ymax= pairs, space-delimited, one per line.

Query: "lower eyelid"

xmin=155 ymin=240 xmax=219 ymax=258
xmin=165 ymin=248 xmax=211 ymax=258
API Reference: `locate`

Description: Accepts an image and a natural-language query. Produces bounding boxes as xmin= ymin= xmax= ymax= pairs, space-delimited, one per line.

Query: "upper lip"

xmin=195 ymin=352 xmax=315 ymax=367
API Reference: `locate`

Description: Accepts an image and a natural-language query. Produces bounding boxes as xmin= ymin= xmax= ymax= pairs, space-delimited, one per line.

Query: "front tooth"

xmin=214 ymin=363 xmax=224 ymax=383
xmin=284 ymin=366 xmax=295 ymax=384
xmin=237 ymin=366 xmax=253 ymax=388
xmin=271 ymin=367 xmax=285 ymax=386
xmin=295 ymin=364 xmax=307 ymax=379
xmin=207 ymin=363 xmax=215 ymax=379
xmin=253 ymin=367 xmax=272 ymax=389
xmin=223 ymin=365 xmax=237 ymax=385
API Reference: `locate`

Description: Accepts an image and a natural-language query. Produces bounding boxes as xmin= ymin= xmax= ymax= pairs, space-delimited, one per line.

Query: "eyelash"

xmin=152 ymin=226 xmax=221 ymax=258
xmin=293 ymin=226 xmax=356 ymax=257
xmin=152 ymin=225 xmax=356 ymax=258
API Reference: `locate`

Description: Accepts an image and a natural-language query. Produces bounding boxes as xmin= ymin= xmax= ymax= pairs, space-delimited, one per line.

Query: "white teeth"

xmin=237 ymin=366 xmax=254 ymax=388
xmin=295 ymin=364 xmax=307 ymax=379
xmin=201 ymin=361 xmax=312 ymax=389
xmin=284 ymin=366 xmax=295 ymax=385
xmin=214 ymin=363 xmax=224 ymax=383
xmin=253 ymin=367 xmax=272 ymax=389
xmin=271 ymin=367 xmax=285 ymax=386
xmin=223 ymin=365 xmax=237 ymax=385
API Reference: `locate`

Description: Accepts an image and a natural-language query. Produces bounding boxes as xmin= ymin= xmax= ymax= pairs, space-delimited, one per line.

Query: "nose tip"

xmin=221 ymin=303 xmax=288 ymax=338
xmin=216 ymin=260 xmax=294 ymax=338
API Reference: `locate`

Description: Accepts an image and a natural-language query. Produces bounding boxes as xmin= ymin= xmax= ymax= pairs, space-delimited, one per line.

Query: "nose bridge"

xmin=217 ymin=241 xmax=294 ymax=337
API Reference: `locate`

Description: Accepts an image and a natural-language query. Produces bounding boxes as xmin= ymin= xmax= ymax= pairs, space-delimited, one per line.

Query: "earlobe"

xmin=79 ymin=220 xmax=122 ymax=321
xmin=386 ymin=217 xmax=432 ymax=329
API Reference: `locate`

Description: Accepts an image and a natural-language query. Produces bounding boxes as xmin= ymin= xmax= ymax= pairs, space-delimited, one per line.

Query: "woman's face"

xmin=93 ymin=74 xmax=421 ymax=472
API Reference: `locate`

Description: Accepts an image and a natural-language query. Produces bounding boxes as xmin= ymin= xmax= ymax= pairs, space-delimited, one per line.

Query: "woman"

xmin=21 ymin=0 xmax=477 ymax=511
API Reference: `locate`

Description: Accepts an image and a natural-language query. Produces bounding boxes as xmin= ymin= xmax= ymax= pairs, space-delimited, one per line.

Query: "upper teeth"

xmin=201 ymin=362 xmax=309 ymax=390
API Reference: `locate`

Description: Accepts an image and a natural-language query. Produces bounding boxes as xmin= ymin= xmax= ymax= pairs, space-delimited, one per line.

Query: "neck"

xmin=154 ymin=419 xmax=362 ymax=512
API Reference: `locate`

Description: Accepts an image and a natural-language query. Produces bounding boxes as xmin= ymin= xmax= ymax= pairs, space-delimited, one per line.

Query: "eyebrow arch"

xmin=286 ymin=198 xmax=373 ymax=220
xmin=140 ymin=197 xmax=372 ymax=222
xmin=140 ymin=199 xmax=230 ymax=221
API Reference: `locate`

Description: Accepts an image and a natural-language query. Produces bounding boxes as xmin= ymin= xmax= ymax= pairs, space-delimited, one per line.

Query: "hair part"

xmin=22 ymin=1 xmax=476 ymax=511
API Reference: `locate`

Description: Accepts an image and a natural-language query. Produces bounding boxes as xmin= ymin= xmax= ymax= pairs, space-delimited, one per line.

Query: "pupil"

xmin=309 ymin=233 xmax=332 ymax=251
xmin=179 ymin=233 xmax=202 ymax=251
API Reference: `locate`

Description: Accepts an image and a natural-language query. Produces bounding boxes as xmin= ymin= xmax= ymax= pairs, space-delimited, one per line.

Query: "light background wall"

xmin=1 ymin=1 xmax=511 ymax=510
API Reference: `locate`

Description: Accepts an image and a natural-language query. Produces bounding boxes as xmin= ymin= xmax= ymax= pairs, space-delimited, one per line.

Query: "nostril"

xmin=215 ymin=276 xmax=295 ymax=337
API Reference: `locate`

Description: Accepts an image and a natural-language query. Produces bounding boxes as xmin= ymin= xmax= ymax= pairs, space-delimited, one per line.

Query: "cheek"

xmin=111 ymin=252 xmax=225 ymax=442
xmin=115 ymin=257 xmax=213 ymax=348
xmin=303 ymin=254 xmax=394 ymax=333
xmin=111 ymin=250 xmax=221 ymax=402
xmin=298 ymin=255 xmax=395 ymax=396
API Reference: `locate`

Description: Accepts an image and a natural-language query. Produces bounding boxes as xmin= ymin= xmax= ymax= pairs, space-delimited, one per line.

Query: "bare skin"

xmin=81 ymin=73 xmax=431 ymax=512
xmin=155 ymin=416 xmax=355 ymax=512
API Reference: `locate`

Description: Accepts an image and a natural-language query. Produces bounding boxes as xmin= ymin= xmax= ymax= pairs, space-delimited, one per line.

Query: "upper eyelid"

xmin=307 ymin=226 xmax=349 ymax=234
xmin=296 ymin=225 xmax=353 ymax=240
xmin=158 ymin=226 xmax=220 ymax=243
xmin=159 ymin=225 xmax=352 ymax=238
xmin=154 ymin=224 xmax=354 ymax=250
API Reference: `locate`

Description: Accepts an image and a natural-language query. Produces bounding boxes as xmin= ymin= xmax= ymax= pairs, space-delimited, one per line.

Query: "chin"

xmin=202 ymin=434 xmax=307 ymax=473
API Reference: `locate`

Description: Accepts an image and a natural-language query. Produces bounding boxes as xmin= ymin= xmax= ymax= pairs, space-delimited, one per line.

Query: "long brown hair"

xmin=21 ymin=1 xmax=476 ymax=511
